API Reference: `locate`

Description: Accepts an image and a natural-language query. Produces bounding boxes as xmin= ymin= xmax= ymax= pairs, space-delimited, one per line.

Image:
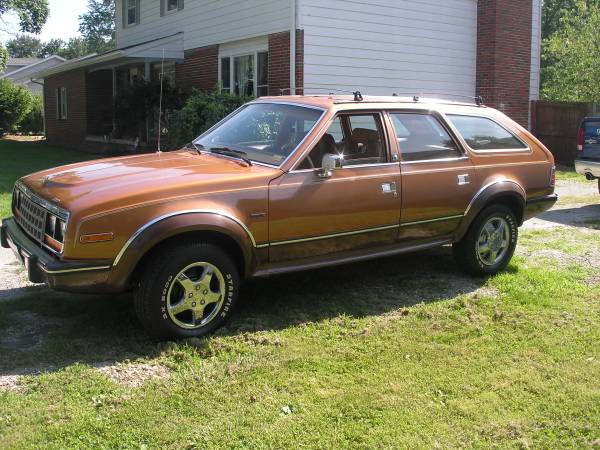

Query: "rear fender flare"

xmin=455 ymin=180 xmax=526 ymax=242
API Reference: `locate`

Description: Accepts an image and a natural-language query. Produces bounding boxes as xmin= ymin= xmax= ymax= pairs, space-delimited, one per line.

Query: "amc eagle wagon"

xmin=1 ymin=95 xmax=557 ymax=339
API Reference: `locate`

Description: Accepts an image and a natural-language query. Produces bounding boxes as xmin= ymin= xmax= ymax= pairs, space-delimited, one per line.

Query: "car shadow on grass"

xmin=536 ymin=204 xmax=600 ymax=229
xmin=0 ymin=246 xmax=488 ymax=377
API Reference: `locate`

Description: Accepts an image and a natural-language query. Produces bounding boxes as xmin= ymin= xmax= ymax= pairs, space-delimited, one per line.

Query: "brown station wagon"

xmin=1 ymin=95 xmax=558 ymax=339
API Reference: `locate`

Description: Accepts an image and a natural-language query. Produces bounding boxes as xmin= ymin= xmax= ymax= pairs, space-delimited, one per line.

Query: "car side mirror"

xmin=317 ymin=154 xmax=344 ymax=178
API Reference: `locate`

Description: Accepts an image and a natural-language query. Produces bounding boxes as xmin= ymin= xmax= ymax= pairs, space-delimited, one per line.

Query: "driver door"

xmin=267 ymin=112 xmax=402 ymax=263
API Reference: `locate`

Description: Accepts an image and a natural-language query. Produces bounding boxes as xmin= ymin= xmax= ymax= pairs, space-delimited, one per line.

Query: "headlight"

xmin=44 ymin=213 xmax=67 ymax=251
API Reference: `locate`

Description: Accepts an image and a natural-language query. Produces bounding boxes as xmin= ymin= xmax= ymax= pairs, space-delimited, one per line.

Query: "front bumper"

xmin=523 ymin=194 xmax=558 ymax=222
xmin=575 ymin=158 xmax=600 ymax=179
xmin=1 ymin=217 xmax=114 ymax=292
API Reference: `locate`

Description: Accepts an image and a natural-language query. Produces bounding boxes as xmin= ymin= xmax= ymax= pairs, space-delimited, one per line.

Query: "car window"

xmin=297 ymin=114 xmax=388 ymax=169
xmin=195 ymin=103 xmax=323 ymax=166
xmin=447 ymin=115 xmax=527 ymax=150
xmin=297 ymin=117 xmax=344 ymax=170
xmin=390 ymin=113 xmax=462 ymax=162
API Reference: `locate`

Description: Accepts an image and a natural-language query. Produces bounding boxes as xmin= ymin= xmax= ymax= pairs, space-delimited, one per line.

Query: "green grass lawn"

xmin=0 ymin=138 xmax=95 ymax=219
xmin=556 ymin=167 xmax=586 ymax=182
xmin=0 ymin=140 xmax=599 ymax=448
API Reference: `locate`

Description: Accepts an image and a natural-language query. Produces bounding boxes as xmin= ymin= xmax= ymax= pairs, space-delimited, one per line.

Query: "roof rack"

xmin=275 ymin=86 xmax=486 ymax=107
xmin=392 ymin=92 xmax=485 ymax=106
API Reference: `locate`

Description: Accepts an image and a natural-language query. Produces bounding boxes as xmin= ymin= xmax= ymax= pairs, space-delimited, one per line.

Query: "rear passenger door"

xmin=389 ymin=111 xmax=477 ymax=241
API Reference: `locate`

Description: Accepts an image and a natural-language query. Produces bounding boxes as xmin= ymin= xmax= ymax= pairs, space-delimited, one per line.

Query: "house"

xmin=32 ymin=0 xmax=542 ymax=151
xmin=1 ymin=56 xmax=65 ymax=94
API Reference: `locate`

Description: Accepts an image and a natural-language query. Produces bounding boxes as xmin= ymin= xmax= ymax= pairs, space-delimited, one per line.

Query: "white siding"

xmin=116 ymin=0 xmax=291 ymax=51
xmin=299 ymin=0 xmax=477 ymax=98
xmin=530 ymin=0 xmax=542 ymax=101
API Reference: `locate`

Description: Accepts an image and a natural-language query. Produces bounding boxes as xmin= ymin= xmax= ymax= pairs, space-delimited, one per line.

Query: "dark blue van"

xmin=575 ymin=117 xmax=600 ymax=188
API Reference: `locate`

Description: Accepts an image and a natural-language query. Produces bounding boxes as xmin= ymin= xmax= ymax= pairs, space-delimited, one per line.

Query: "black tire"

xmin=134 ymin=240 xmax=240 ymax=340
xmin=453 ymin=204 xmax=518 ymax=276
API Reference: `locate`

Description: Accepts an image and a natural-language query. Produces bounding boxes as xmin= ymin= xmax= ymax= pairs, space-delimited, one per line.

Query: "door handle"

xmin=381 ymin=182 xmax=397 ymax=194
xmin=457 ymin=174 xmax=470 ymax=186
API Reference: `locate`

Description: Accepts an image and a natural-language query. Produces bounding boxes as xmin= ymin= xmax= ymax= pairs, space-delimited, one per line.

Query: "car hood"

xmin=20 ymin=150 xmax=281 ymax=217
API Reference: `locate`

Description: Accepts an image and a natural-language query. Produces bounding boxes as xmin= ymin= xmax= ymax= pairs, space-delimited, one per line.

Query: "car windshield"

xmin=194 ymin=103 xmax=324 ymax=166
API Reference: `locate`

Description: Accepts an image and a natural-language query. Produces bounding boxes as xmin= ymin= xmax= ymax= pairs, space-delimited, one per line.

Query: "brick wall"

xmin=176 ymin=45 xmax=219 ymax=93
xmin=268 ymin=30 xmax=304 ymax=96
xmin=476 ymin=0 xmax=533 ymax=127
xmin=44 ymin=70 xmax=88 ymax=148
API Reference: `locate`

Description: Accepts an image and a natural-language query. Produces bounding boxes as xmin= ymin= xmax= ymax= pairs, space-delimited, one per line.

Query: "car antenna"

xmin=157 ymin=48 xmax=165 ymax=154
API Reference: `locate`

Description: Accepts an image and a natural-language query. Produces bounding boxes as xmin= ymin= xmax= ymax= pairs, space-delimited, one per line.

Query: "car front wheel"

xmin=134 ymin=240 xmax=239 ymax=340
xmin=453 ymin=204 xmax=518 ymax=276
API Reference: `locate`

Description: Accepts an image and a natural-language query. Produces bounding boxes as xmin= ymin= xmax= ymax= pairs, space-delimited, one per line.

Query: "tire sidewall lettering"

xmin=161 ymin=266 xmax=236 ymax=325
xmin=475 ymin=212 xmax=517 ymax=270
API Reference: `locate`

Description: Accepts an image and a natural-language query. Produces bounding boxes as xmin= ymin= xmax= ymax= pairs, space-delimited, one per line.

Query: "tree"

xmin=61 ymin=37 xmax=89 ymax=60
xmin=0 ymin=0 xmax=49 ymax=70
xmin=542 ymin=0 xmax=600 ymax=39
xmin=541 ymin=1 xmax=600 ymax=101
xmin=6 ymin=34 xmax=42 ymax=58
xmin=0 ymin=78 xmax=33 ymax=135
xmin=79 ymin=0 xmax=115 ymax=54
xmin=37 ymin=38 xmax=65 ymax=58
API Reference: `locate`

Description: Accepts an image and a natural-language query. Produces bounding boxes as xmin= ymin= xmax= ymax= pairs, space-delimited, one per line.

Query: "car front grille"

xmin=14 ymin=190 xmax=47 ymax=243
xmin=12 ymin=182 xmax=69 ymax=253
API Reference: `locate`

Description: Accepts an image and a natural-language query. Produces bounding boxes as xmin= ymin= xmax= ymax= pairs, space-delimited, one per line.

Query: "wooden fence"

xmin=530 ymin=100 xmax=595 ymax=166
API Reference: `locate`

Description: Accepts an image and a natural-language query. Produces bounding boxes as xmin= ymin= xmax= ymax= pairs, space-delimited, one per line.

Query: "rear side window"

xmin=583 ymin=121 xmax=600 ymax=138
xmin=390 ymin=113 xmax=462 ymax=162
xmin=448 ymin=115 xmax=527 ymax=151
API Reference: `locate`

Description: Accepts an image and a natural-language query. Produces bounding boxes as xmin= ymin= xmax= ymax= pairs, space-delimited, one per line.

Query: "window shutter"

xmin=122 ymin=0 xmax=127 ymax=28
xmin=56 ymin=88 xmax=60 ymax=119
xmin=62 ymin=87 xmax=68 ymax=119
xmin=136 ymin=0 xmax=141 ymax=24
xmin=160 ymin=0 xmax=165 ymax=16
xmin=178 ymin=0 xmax=184 ymax=11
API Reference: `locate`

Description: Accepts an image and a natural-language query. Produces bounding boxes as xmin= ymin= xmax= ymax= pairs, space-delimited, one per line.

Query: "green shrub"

xmin=113 ymin=80 xmax=184 ymax=141
xmin=0 ymin=79 xmax=33 ymax=135
xmin=19 ymin=94 xmax=44 ymax=134
xmin=167 ymin=89 xmax=251 ymax=149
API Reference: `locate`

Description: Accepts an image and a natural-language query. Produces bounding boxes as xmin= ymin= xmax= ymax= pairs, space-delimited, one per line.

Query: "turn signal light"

xmin=80 ymin=232 xmax=114 ymax=244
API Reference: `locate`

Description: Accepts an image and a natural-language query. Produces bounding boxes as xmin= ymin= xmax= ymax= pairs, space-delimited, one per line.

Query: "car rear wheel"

xmin=134 ymin=240 xmax=239 ymax=340
xmin=453 ymin=204 xmax=518 ymax=276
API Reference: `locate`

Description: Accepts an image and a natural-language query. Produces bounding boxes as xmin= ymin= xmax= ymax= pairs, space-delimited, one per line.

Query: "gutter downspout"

xmin=30 ymin=78 xmax=46 ymax=137
xmin=290 ymin=0 xmax=297 ymax=95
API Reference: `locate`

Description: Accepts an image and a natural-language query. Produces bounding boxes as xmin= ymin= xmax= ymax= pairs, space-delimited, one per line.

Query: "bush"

xmin=114 ymin=80 xmax=184 ymax=141
xmin=19 ymin=94 xmax=44 ymax=134
xmin=167 ymin=89 xmax=252 ymax=149
xmin=0 ymin=79 xmax=33 ymax=135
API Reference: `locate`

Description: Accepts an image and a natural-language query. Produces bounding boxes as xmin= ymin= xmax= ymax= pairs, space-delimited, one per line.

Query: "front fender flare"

xmin=455 ymin=180 xmax=526 ymax=242
xmin=108 ymin=211 xmax=258 ymax=289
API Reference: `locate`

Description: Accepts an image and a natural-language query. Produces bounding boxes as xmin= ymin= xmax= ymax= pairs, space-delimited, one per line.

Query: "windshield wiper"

xmin=208 ymin=147 xmax=253 ymax=166
xmin=184 ymin=142 xmax=204 ymax=155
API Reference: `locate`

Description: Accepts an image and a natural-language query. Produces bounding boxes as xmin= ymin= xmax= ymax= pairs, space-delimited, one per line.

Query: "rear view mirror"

xmin=317 ymin=154 xmax=344 ymax=178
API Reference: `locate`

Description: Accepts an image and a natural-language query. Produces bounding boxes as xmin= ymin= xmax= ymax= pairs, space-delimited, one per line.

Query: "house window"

xmin=167 ymin=0 xmax=179 ymax=12
xmin=162 ymin=0 xmax=182 ymax=15
xmin=56 ymin=87 xmax=67 ymax=120
xmin=152 ymin=62 xmax=176 ymax=87
xmin=220 ymin=51 xmax=269 ymax=97
xmin=125 ymin=0 xmax=138 ymax=26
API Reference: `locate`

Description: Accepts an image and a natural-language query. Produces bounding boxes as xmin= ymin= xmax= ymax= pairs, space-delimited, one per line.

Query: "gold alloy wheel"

xmin=476 ymin=217 xmax=510 ymax=267
xmin=166 ymin=262 xmax=226 ymax=329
